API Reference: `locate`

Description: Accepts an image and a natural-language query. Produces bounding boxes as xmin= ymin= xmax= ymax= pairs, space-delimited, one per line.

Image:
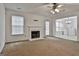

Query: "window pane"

xmin=12 ymin=16 xmax=24 ymax=25
xmin=12 ymin=26 xmax=24 ymax=35
xmin=45 ymin=21 xmax=49 ymax=35
xmin=55 ymin=16 xmax=77 ymax=41
xmin=12 ymin=16 xmax=24 ymax=35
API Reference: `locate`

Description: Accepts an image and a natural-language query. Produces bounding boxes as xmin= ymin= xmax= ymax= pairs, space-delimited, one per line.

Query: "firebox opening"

xmin=31 ymin=31 xmax=40 ymax=38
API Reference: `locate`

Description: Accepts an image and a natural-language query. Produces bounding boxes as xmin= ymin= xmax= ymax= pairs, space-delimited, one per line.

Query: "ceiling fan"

xmin=47 ymin=3 xmax=64 ymax=14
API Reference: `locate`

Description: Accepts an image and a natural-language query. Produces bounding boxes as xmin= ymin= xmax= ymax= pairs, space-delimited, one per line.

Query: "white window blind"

xmin=12 ymin=16 xmax=24 ymax=35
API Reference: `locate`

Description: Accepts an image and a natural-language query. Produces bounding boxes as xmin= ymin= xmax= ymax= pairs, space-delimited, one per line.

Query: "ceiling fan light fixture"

xmin=48 ymin=3 xmax=64 ymax=15
xmin=50 ymin=10 xmax=55 ymax=14
xmin=55 ymin=9 xmax=59 ymax=12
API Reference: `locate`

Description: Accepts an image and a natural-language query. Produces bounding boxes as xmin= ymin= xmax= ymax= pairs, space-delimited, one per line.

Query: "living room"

xmin=0 ymin=3 xmax=79 ymax=56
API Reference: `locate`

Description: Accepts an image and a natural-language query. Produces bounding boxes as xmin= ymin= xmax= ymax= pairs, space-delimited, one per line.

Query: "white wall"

xmin=5 ymin=9 xmax=27 ymax=42
xmin=5 ymin=9 xmax=51 ymax=42
xmin=0 ymin=4 xmax=5 ymax=53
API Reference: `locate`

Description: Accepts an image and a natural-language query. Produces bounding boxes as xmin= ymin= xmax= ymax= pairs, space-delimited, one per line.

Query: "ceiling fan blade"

xmin=57 ymin=8 xmax=65 ymax=12
xmin=57 ymin=5 xmax=63 ymax=8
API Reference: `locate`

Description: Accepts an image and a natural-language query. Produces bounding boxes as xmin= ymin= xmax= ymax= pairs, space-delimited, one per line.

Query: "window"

xmin=56 ymin=19 xmax=64 ymax=35
xmin=45 ymin=21 xmax=49 ymax=35
xmin=55 ymin=16 xmax=77 ymax=40
xmin=12 ymin=16 xmax=24 ymax=35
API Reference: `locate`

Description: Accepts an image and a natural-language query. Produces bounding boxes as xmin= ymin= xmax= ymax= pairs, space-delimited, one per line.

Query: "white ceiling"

xmin=4 ymin=3 xmax=44 ymax=12
xmin=4 ymin=3 xmax=79 ymax=17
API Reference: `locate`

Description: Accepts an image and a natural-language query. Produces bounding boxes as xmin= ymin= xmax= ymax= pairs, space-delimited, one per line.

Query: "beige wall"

xmin=0 ymin=3 xmax=5 ymax=53
xmin=5 ymin=9 xmax=27 ymax=42
xmin=5 ymin=9 xmax=51 ymax=42
xmin=26 ymin=14 xmax=46 ymax=39
xmin=77 ymin=16 xmax=79 ymax=41
xmin=5 ymin=7 xmax=79 ymax=42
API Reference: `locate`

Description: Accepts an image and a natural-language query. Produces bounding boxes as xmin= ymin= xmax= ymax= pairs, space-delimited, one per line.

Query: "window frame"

xmin=55 ymin=16 xmax=77 ymax=36
xmin=11 ymin=15 xmax=25 ymax=35
xmin=45 ymin=20 xmax=50 ymax=36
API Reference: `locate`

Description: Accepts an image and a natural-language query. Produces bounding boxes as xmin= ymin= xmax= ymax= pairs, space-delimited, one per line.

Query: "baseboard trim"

xmin=48 ymin=36 xmax=78 ymax=42
xmin=0 ymin=43 xmax=6 ymax=55
xmin=5 ymin=39 xmax=29 ymax=44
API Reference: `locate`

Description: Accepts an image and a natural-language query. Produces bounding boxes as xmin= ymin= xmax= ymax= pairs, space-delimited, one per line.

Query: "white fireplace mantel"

xmin=27 ymin=26 xmax=44 ymax=41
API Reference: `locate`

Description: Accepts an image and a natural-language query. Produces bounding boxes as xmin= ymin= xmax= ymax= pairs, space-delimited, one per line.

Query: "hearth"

xmin=31 ymin=31 xmax=40 ymax=38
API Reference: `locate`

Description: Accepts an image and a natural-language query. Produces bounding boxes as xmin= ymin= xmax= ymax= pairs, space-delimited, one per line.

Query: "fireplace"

xmin=31 ymin=31 xmax=40 ymax=38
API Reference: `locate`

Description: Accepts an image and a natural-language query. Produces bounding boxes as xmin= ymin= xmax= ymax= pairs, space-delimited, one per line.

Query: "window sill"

xmin=11 ymin=34 xmax=24 ymax=36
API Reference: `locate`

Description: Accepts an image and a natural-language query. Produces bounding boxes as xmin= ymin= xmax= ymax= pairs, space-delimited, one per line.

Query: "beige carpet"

xmin=2 ymin=39 xmax=79 ymax=56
